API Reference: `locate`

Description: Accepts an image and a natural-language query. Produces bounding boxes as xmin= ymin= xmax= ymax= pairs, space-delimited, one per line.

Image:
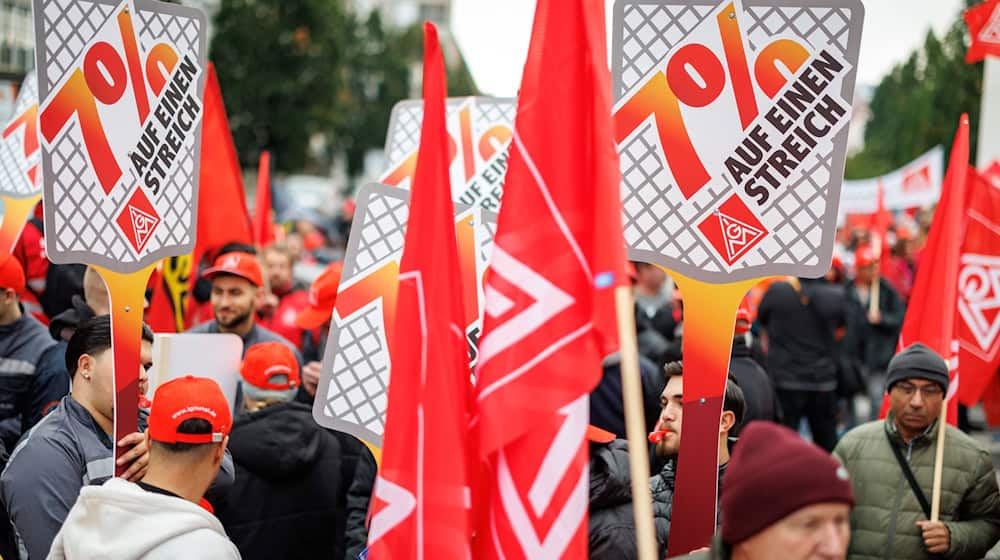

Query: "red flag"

xmin=366 ymin=23 xmax=473 ymax=558
xmin=881 ymin=116 xmax=970 ymax=424
xmin=871 ymin=179 xmax=893 ymax=275
xmin=185 ymin=63 xmax=253 ymax=325
xmin=252 ymin=151 xmax=274 ymax=246
xmin=956 ymin=168 xmax=1000 ymax=406
xmin=965 ymin=0 xmax=1000 ymax=63
xmin=473 ymin=0 xmax=626 ymax=556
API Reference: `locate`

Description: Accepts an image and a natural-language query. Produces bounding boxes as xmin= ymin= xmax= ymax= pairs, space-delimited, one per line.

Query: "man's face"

xmin=89 ymin=339 xmax=153 ymax=419
xmin=637 ymin=264 xmax=667 ymax=294
xmin=656 ymin=375 xmax=683 ymax=457
xmin=211 ymin=275 xmax=258 ymax=331
xmin=734 ymin=503 xmax=851 ymax=560
xmin=889 ymin=377 xmax=944 ymax=435
xmin=264 ymin=251 xmax=294 ymax=293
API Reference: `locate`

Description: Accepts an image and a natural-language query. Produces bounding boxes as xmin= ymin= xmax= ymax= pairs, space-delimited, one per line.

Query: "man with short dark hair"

xmin=649 ymin=361 xmax=746 ymax=555
xmin=258 ymin=244 xmax=310 ymax=349
xmin=835 ymin=343 xmax=1000 ymax=559
xmin=188 ymin=251 xmax=302 ymax=363
xmin=49 ymin=375 xmax=240 ymax=558
xmin=0 ymin=316 xmax=234 ymax=559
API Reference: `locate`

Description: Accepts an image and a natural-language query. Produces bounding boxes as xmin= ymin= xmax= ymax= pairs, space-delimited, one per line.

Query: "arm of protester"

xmin=875 ymin=284 xmax=905 ymax=330
xmin=941 ymin=448 xmax=1000 ymax=560
xmin=344 ymin=445 xmax=377 ymax=560
xmin=302 ymin=361 xmax=321 ymax=398
xmin=204 ymin=446 xmax=236 ymax=505
xmin=26 ymin=345 xmax=71 ymax=431
xmin=0 ymin=438 xmax=82 ymax=560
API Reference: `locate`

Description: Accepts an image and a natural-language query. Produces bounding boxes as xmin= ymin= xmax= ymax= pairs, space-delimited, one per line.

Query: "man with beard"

xmin=188 ymin=252 xmax=301 ymax=362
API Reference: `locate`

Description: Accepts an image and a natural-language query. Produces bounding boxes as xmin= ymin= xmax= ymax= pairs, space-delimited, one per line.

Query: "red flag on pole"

xmin=881 ymin=115 xmax=971 ymax=424
xmin=366 ymin=22 xmax=473 ymax=559
xmin=252 ymin=150 xmax=274 ymax=246
xmin=185 ymin=63 xmax=253 ymax=326
xmin=473 ymin=0 xmax=626 ymax=556
xmin=956 ymin=167 xmax=1000 ymax=406
xmin=965 ymin=0 xmax=1000 ymax=64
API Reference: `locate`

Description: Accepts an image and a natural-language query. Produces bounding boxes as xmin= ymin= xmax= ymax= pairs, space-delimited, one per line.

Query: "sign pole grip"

xmin=665 ymin=270 xmax=761 ymax=557
xmin=0 ymin=194 xmax=41 ymax=253
xmin=614 ymin=286 xmax=657 ymax=560
xmin=95 ymin=264 xmax=155 ymax=477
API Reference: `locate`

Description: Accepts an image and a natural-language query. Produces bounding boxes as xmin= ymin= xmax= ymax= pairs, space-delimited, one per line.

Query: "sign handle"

xmin=930 ymin=397 xmax=948 ymax=521
xmin=614 ymin=286 xmax=657 ymax=560
xmin=94 ymin=264 xmax=156 ymax=477
xmin=0 ymin=194 xmax=41 ymax=253
xmin=665 ymin=270 xmax=762 ymax=557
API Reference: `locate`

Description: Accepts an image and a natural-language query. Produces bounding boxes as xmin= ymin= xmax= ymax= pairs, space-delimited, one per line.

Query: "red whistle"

xmin=648 ymin=429 xmax=668 ymax=444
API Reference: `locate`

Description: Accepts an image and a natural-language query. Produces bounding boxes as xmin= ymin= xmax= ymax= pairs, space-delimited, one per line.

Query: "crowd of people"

xmin=0 ymin=208 xmax=997 ymax=559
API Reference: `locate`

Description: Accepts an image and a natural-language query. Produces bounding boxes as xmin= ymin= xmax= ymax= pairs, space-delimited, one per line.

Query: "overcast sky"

xmin=451 ymin=0 xmax=966 ymax=97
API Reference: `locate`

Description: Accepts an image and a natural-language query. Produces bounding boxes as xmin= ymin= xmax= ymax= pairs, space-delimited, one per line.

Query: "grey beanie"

xmin=885 ymin=343 xmax=949 ymax=393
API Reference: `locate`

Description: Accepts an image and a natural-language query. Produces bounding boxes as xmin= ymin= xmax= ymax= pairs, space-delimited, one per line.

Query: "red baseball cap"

xmin=202 ymin=252 xmax=263 ymax=287
xmin=240 ymin=342 xmax=300 ymax=391
xmin=148 ymin=376 xmax=232 ymax=444
xmin=855 ymin=246 xmax=876 ymax=269
xmin=0 ymin=253 xmax=25 ymax=293
xmin=296 ymin=262 xmax=343 ymax=330
xmin=586 ymin=424 xmax=616 ymax=443
xmin=735 ymin=303 xmax=752 ymax=335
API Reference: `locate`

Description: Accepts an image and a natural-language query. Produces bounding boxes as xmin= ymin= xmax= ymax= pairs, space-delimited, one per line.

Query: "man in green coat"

xmin=834 ymin=343 xmax=1000 ymax=559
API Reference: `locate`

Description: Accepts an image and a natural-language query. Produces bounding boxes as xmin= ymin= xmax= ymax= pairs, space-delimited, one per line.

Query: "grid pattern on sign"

xmin=616 ymin=3 xmax=714 ymax=97
xmin=348 ymin=192 xmax=409 ymax=279
xmin=38 ymin=0 xmax=203 ymax=264
xmin=614 ymin=1 xmax=855 ymax=274
xmin=0 ymin=73 xmax=40 ymax=198
xmin=385 ymin=98 xmax=516 ymax=167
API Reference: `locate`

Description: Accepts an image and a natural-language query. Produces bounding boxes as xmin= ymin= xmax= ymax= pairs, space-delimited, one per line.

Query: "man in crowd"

xmin=650 ymin=361 xmax=746 ymax=555
xmin=258 ymin=244 xmax=309 ymax=349
xmin=294 ymin=261 xmax=343 ymax=401
xmin=842 ymin=246 xmax=905 ymax=419
xmin=834 ymin=343 xmax=1000 ymax=558
xmin=49 ymin=376 xmax=240 ymax=559
xmin=729 ymin=305 xmax=779 ymax=426
xmin=587 ymin=425 xmax=637 ymax=560
xmin=215 ymin=341 xmax=375 ymax=560
xmin=674 ymin=421 xmax=854 ymax=559
xmin=188 ymin=251 xmax=301 ymax=362
xmin=0 ymin=253 xmax=56 ymax=451
xmin=758 ymin=275 xmax=846 ymax=451
xmin=0 ymin=315 xmax=235 ymax=559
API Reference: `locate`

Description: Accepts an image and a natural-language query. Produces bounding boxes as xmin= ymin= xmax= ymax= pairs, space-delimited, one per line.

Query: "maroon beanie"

xmin=721 ymin=421 xmax=854 ymax=545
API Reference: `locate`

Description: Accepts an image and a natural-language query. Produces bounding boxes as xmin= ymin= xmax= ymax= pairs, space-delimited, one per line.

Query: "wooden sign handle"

xmin=94 ymin=264 xmax=156 ymax=477
xmin=665 ymin=270 xmax=762 ymax=557
xmin=0 ymin=194 xmax=41 ymax=253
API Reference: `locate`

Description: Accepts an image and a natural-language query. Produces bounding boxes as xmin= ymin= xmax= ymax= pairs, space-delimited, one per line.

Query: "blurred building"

xmin=0 ymin=0 xmax=32 ymax=80
xmin=847 ymin=84 xmax=874 ymax=157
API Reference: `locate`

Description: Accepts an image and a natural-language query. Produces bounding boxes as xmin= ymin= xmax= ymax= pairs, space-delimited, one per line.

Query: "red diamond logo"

xmin=116 ymin=188 xmax=160 ymax=255
xmin=698 ymin=195 xmax=768 ymax=266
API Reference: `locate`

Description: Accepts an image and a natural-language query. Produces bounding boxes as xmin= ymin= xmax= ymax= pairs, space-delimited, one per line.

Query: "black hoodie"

xmin=215 ymin=401 xmax=373 ymax=560
xmin=588 ymin=440 xmax=638 ymax=560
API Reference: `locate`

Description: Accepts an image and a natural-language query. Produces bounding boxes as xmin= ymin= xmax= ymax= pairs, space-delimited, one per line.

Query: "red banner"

xmin=966 ymin=0 xmax=1000 ymax=64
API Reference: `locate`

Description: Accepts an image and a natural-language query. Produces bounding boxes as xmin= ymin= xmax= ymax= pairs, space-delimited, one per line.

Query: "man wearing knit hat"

xmin=48 ymin=375 xmax=240 ymax=558
xmin=834 ymin=343 xmax=1000 ymax=559
xmin=214 ymin=341 xmax=376 ymax=560
xmin=671 ymin=421 xmax=854 ymax=559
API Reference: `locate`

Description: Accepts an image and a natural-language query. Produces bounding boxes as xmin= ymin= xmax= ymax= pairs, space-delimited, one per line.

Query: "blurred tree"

xmin=845 ymin=4 xmax=983 ymax=179
xmin=210 ymin=1 xmax=478 ymax=179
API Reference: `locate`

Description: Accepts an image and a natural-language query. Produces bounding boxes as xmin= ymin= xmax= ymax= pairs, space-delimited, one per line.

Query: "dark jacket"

xmin=758 ymin=279 xmax=846 ymax=391
xmin=344 ymin=442 xmax=376 ymax=560
xmin=843 ymin=278 xmax=905 ymax=373
xmin=729 ymin=336 xmax=780 ymax=426
xmin=651 ymin=460 xmax=727 ymax=557
xmin=589 ymin=440 xmax=638 ymax=560
xmin=0 ymin=309 xmax=57 ymax=451
xmin=216 ymin=401 xmax=374 ymax=560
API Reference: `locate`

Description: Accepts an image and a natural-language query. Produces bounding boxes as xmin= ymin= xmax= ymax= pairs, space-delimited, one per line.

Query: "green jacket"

xmin=833 ymin=416 xmax=1000 ymax=560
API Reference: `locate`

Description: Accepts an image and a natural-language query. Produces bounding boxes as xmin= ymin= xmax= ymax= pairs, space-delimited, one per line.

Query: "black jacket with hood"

xmin=215 ymin=400 xmax=375 ymax=560
xmin=588 ymin=440 xmax=638 ymax=560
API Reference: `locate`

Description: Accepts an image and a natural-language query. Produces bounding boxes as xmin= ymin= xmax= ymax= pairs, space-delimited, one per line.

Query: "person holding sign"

xmin=834 ymin=344 xmax=1000 ymax=558
xmin=49 ymin=376 xmax=240 ymax=559
xmin=0 ymin=316 xmax=234 ymax=559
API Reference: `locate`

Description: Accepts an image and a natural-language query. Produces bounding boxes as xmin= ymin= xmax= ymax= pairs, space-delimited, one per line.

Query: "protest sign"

xmin=381 ymin=97 xmax=514 ymax=210
xmin=312 ymin=182 xmax=495 ymax=448
xmin=611 ymin=0 xmax=863 ymax=553
xmin=148 ymin=333 xmax=243 ymax=412
xmin=33 ymin=0 xmax=208 ymax=470
xmin=839 ymin=146 xmax=944 ymax=222
xmin=0 ymin=73 xmax=40 ymax=253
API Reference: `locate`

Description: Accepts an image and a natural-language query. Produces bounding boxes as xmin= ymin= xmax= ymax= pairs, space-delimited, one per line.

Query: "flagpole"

xmin=614 ymin=286 xmax=658 ymax=560
xmin=930 ymin=397 xmax=948 ymax=521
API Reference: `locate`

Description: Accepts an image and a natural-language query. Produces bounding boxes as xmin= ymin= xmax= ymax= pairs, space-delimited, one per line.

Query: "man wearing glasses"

xmin=834 ymin=343 xmax=1000 ymax=559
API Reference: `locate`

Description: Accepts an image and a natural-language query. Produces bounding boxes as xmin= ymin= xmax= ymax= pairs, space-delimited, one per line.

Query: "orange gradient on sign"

xmin=613 ymin=72 xmax=709 ymax=198
xmin=459 ymin=106 xmax=476 ymax=183
xmin=455 ymin=213 xmax=480 ymax=329
xmin=478 ymin=125 xmax=512 ymax=161
xmin=94 ymin=264 xmax=155 ymax=477
xmin=664 ymin=269 xmax=764 ymax=556
xmin=145 ymin=43 xmax=180 ymax=96
xmin=717 ymin=2 xmax=758 ymax=128
xmin=3 ymin=104 xmax=39 ymax=182
xmin=0 ymin=194 xmax=41 ymax=253
xmin=754 ymin=39 xmax=811 ymax=98
xmin=117 ymin=8 xmax=150 ymax=122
